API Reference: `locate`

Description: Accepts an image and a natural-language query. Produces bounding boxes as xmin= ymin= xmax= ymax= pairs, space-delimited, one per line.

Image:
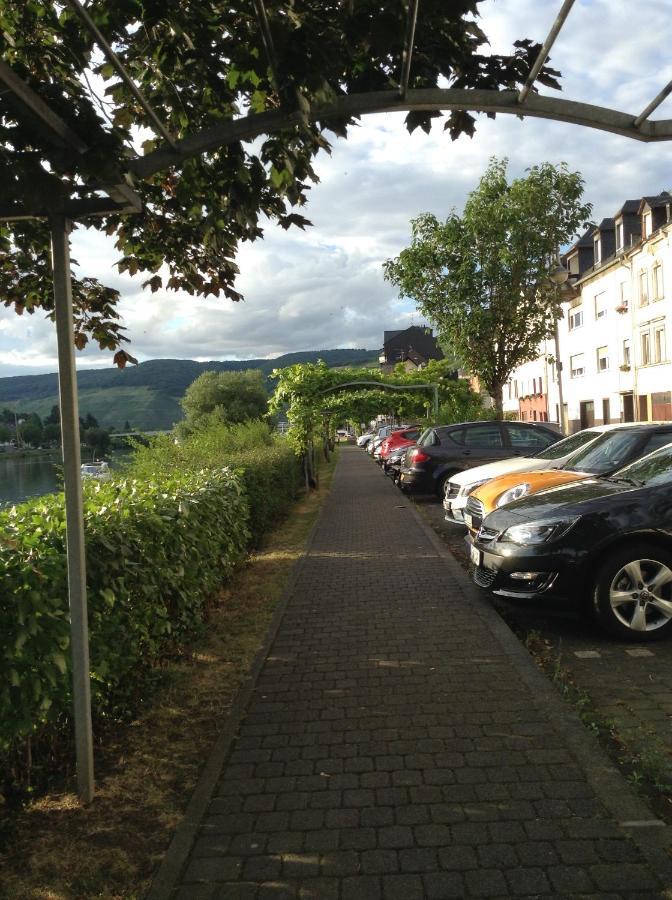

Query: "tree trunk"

xmin=492 ymin=382 xmax=504 ymax=420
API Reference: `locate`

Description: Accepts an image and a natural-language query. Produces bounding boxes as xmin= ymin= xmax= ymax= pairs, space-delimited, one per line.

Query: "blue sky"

xmin=1 ymin=0 xmax=671 ymax=377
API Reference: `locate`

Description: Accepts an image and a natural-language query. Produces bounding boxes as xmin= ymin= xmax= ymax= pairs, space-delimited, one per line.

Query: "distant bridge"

xmin=110 ymin=430 xmax=171 ymax=438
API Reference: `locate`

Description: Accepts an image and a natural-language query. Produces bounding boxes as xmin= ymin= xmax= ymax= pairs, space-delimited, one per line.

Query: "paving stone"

xmin=381 ymin=873 xmax=424 ymax=900
xmin=465 ymin=867 xmax=508 ymax=897
xmin=423 ymin=871 xmax=465 ymax=899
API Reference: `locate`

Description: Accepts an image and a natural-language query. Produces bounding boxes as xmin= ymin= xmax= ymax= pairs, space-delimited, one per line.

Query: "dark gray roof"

xmin=615 ymin=199 xmax=641 ymax=216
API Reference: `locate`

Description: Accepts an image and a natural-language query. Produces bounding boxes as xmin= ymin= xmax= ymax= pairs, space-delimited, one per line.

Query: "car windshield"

xmin=535 ymin=429 xmax=600 ymax=461
xmin=612 ymin=442 xmax=672 ymax=486
xmin=562 ymin=429 xmax=642 ymax=474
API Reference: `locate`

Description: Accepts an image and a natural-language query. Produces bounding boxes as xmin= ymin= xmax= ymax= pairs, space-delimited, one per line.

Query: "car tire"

xmin=592 ymin=543 xmax=672 ymax=641
xmin=436 ymin=472 xmax=457 ymax=500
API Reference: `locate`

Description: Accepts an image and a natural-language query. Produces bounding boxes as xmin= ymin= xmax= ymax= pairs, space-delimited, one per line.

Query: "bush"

xmin=1 ymin=420 xmax=302 ymax=793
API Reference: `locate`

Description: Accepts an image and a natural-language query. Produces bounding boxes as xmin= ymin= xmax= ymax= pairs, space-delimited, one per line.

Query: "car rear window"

xmin=536 ymin=429 xmax=599 ymax=460
xmin=402 ymin=429 xmax=421 ymax=441
xmin=418 ymin=429 xmax=440 ymax=447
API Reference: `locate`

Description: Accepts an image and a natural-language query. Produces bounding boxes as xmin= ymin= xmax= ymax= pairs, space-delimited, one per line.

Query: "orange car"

xmin=463 ymin=423 xmax=672 ymax=536
xmin=463 ymin=469 xmax=590 ymax=535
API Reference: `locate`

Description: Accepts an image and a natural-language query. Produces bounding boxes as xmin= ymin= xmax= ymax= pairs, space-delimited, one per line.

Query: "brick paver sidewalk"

xmin=162 ymin=447 xmax=671 ymax=899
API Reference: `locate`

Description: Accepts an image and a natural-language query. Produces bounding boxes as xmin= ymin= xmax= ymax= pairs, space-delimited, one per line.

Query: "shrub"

xmin=1 ymin=420 xmax=302 ymax=793
xmin=1 ymin=469 xmax=249 ymax=769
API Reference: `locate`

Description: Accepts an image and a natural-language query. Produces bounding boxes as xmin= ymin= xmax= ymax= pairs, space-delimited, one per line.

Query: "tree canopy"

xmin=179 ymin=369 xmax=269 ymax=434
xmin=384 ymin=158 xmax=593 ymax=417
xmin=1 ymin=2 xmax=561 ymax=358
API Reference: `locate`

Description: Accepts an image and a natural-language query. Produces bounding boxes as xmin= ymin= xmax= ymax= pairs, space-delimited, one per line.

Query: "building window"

xmin=644 ymin=212 xmax=652 ymax=238
xmin=570 ymin=353 xmax=585 ymax=378
xmin=618 ymin=281 xmax=629 ymax=310
xmin=623 ymin=339 xmax=631 ymax=368
xmin=653 ymin=261 xmax=664 ymax=301
xmin=654 ymin=324 xmax=666 ymax=364
xmin=641 ymin=330 xmax=651 ymax=366
xmin=514 ymin=380 xmax=518 ymax=399
xmin=639 ymin=270 xmax=649 ymax=306
xmin=569 ymin=308 xmax=583 ymax=330
xmin=597 ymin=346 xmax=609 ymax=372
xmin=602 ymin=398 xmax=610 ymax=423
xmin=595 ymin=292 xmax=607 ymax=319
xmin=615 ymin=221 xmax=623 ymax=249
xmin=593 ymin=236 xmax=601 ymax=263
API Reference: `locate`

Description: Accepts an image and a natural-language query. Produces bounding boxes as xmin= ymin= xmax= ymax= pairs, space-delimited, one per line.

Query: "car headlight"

xmin=496 ymin=482 xmax=531 ymax=508
xmin=500 ymin=518 xmax=578 ymax=545
xmin=459 ymin=478 xmax=490 ymax=497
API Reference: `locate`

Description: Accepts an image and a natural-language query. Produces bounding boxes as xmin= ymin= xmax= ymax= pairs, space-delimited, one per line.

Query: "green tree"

xmin=180 ymin=370 xmax=269 ymax=433
xmin=44 ymin=405 xmax=60 ymax=425
xmin=0 ymin=5 xmax=559 ymax=357
xmin=83 ymin=427 xmax=111 ymax=458
xmin=20 ymin=417 xmax=43 ymax=447
xmin=0 ymin=423 xmax=11 ymax=442
xmin=384 ymin=158 xmax=592 ymax=418
xmin=43 ymin=422 xmax=61 ymax=445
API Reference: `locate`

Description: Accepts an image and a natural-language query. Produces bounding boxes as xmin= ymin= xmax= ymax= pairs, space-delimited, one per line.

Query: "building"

xmin=379 ymin=325 xmax=444 ymax=374
xmin=505 ymin=190 xmax=672 ymax=431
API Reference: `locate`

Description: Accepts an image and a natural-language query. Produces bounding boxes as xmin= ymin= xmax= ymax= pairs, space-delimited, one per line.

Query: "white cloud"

xmin=1 ymin=0 xmax=672 ymax=376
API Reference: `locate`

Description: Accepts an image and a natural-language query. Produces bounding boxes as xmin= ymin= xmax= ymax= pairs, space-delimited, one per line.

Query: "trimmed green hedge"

xmin=1 ymin=425 xmax=302 ymax=790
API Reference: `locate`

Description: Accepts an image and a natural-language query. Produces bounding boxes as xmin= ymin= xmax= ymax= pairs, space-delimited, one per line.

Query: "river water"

xmin=0 ymin=453 xmax=126 ymax=507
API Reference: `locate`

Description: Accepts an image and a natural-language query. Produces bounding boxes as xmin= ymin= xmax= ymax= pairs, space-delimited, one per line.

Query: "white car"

xmin=357 ymin=431 xmax=375 ymax=447
xmin=443 ymin=424 xmax=625 ymax=524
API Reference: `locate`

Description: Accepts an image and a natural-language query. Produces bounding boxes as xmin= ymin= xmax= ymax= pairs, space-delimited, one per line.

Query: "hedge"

xmin=1 ymin=431 xmax=302 ymax=791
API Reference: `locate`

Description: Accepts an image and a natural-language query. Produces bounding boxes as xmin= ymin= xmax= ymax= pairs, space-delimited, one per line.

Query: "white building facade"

xmin=505 ymin=191 xmax=672 ymax=432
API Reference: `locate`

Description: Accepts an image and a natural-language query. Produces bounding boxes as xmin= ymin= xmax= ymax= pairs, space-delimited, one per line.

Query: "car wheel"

xmin=436 ymin=472 xmax=457 ymax=499
xmin=592 ymin=544 xmax=672 ymax=641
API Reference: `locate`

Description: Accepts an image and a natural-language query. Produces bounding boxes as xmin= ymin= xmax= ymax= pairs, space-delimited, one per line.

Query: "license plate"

xmin=470 ymin=544 xmax=482 ymax=566
xmin=464 ymin=513 xmax=473 ymax=529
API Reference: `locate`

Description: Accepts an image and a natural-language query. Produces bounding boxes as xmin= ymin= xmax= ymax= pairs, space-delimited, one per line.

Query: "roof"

xmin=615 ymin=199 xmax=641 ymax=216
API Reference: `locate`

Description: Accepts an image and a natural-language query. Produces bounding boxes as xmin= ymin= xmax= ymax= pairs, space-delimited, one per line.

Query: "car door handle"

xmin=462 ymin=450 xmax=471 ymax=456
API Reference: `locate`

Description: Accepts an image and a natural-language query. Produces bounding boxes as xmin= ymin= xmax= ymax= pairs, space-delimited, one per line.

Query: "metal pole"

xmin=554 ymin=319 xmax=567 ymax=433
xmin=50 ymin=214 xmax=94 ymax=804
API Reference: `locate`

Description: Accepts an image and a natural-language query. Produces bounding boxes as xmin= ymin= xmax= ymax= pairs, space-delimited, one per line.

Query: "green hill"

xmin=0 ymin=350 xmax=377 ymax=431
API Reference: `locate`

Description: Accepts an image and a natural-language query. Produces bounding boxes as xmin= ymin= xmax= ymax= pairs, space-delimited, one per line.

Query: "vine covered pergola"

xmin=2 ymin=0 xmax=672 ymax=801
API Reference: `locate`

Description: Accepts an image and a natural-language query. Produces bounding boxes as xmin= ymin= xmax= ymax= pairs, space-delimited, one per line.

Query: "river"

xmin=0 ymin=452 xmax=127 ymax=507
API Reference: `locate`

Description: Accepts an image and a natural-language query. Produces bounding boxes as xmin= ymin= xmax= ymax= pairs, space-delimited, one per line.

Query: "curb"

xmin=145 ymin=462 xmax=339 ymax=900
xmin=404 ymin=489 xmax=672 ymax=882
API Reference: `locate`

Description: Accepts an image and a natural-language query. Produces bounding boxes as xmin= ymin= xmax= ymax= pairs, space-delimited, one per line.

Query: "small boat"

xmin=80 ymin=461 xmax=111 ymax=480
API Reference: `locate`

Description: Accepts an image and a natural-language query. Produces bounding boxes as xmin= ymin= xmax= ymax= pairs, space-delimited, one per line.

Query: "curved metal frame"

xmin=131 ymin=87 xmax=672 ymax=179
xmin=319 ymin=380 xmax=439 ymax=417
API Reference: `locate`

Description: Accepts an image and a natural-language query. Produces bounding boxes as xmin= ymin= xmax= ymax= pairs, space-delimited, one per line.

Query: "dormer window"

xmin=615 ymin=220 xmax=623 ymax=249
xmin=643 ymin=211 xmax=652 ymax=238
xmin=593 ymin=236 xmax=601 ymax=263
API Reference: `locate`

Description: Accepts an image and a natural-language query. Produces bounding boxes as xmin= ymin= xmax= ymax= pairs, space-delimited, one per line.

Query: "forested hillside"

xmin=0 ymin=350 xmax=377 ymax=430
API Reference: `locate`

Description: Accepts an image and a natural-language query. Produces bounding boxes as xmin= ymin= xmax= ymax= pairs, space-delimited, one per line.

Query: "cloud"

xmin=1 ymin=0 xmax=671 ymax=376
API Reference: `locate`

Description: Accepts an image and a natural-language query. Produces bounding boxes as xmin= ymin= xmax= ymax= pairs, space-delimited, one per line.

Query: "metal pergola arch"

xmin=3 ymin=0 xmax=672 ymax=803
xmin=318 ymin=380 xmax=439 ymax=418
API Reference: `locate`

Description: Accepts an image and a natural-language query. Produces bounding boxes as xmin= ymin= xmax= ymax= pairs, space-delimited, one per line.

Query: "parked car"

xmin=463 ymin=423 xmax=672 ymax=535
xmin=368 ymin=424 xmax=408 ymax=456
xmin=398 ymin=420 xmax=562 ymax=498
xmin=383 ymin=444 xmax=409 ymax=478
xmin=444 ymin=425 xmax=621 ymax=524
xmin=469 ymin=441 xmax=672 ymax=640
xmin=357 ymin=431 xmax=375 ymax=447
xmin=378 ymin=425 xmax=422 ymax=463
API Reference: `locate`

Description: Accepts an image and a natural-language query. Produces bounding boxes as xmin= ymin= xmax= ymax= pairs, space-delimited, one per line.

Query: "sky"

xmin=1 ymin=0 xmax=671 ymax=378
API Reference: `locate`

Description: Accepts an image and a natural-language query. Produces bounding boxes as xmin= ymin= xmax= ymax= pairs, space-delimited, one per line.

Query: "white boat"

xmin=80 ymin=461 xmax=111 ymax=480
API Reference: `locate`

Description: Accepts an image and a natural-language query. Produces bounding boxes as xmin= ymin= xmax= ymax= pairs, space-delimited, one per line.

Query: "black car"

xmin=398 ymin=420 xmax=562 ymax=498
xmin=469 ymin=442 xmax=672 ymax=641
